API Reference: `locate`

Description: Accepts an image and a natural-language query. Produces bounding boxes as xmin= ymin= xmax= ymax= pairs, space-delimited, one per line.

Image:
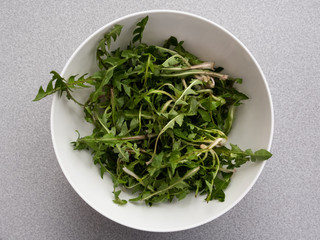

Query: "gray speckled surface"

xmin=1 ymin=0 xmax=320 ymax=239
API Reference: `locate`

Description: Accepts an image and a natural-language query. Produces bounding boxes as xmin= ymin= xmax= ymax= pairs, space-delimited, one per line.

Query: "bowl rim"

xmin=50 ymin=9 xmax=274 ymax=232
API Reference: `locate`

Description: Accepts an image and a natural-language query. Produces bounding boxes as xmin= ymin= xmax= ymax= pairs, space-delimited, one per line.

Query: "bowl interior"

xmin=51 ymin=10 xmax=273 ymax=232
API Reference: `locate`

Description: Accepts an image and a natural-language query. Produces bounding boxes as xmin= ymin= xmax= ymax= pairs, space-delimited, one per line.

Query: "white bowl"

xmin=51 ymin=10 xmax=273 ymax=232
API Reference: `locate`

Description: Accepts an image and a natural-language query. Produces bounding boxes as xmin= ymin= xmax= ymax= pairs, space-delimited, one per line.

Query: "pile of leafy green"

xmin=34 ymin=16 xmax=272 ymax=206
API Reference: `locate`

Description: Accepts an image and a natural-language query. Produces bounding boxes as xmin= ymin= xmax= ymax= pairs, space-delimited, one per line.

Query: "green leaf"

xmin=98 ymin=160 xmax=107 ymax=178
xmin=169 ymin=150 xmax=181 ymax=174
xmin=104 ymin=56 xmax=127 ymax=67
xmin=223 ymin=105 xmax=235 ymax=134
xmin=158 ymin=114 xmax=184 ymax=140
xmin=103 ymin=24 xmax=123 ymax=50
xmin=33 ymin=71 xmax=66 ymax=101
xmin=91 ymin=67 xmax=114 ymax=102
xmin=174 ymin=40 xmax=202 ymax=65
xmin=216 ymin=144 xmax=272 ymax=168
xmin=205 ymin=180 xmax=213 ymax=198
xmin=138 ymin=166 xmax=200 ymax=202
xmin=121 ymin=49 xmax=139 ymax=58
xmin=33 ymin=86 xmax=46 ymax=101
xmin=91 ymin=70 xmax=105 ymax=80
xmin=163 ymin=36 xmax=178 ymax=48
xmin=195 ymin=179 xmax=202 ymax=197
xmin=252 ymin=149 xmax=273 ymax=161
xmin=151 ymin=151 xmax=164 ymax=168
xmin=114 ymin=143 xmax=129 ymax=162
xmin=113 ymin=190 xmax=127 ymax=205
xmin=175 ymin=114 xmax=184 ymax=127
xmin=170 ymin=172 xmax=189 ymax=190
xmin=96 ymin=24 xmax=123 ymax=68
xmin=33 ymin=71 xmax=93 ymax=104
xmin=122 ymin=83 xmax=131 ymax=97
xmin=129 ymin=118 xmax=139 ymax=131
xmin=162 ymin=55 xmax=181 ymax=67
xmin=211 ymin=176 xmax=231 ymax=202
xmin=132 ymin=16 xmax=148 ymax=43
xmin=186 ymin=97 xmax=198 ymax=116
xmin=230 ymin=143 xmax=242 ymax=152
xmin=198 ymin=109 xmax=211 ymax=122
xmin=118 ymin=122 xmax=129 ymax=136
xmin=172 ymin=79 xmax=202 ymax=108
xmin=172 ymin=139 xmax=181 ymax=151
xmin=116 ymin=97 xmax=125 ymax=108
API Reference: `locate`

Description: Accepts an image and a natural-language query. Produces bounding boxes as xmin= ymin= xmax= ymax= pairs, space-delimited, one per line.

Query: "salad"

xmin=34 ymin=16 xmax=272 ymax=206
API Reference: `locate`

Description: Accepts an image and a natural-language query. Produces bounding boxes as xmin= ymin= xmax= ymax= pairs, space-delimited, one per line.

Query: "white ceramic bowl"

xmin=51 ymin=10 xmax=273 ymax=232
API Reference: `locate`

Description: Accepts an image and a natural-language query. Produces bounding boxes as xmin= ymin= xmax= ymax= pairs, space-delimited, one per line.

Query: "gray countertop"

xmin=1 ymin=0 xmax=319 ymax=239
